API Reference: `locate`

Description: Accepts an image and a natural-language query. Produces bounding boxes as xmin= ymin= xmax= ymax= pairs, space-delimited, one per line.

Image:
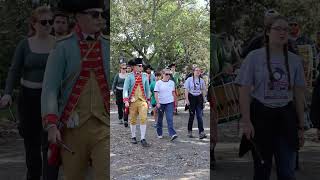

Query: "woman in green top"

xmin=150 ymin=72 xmax=162 ymax=127
xmin=111 ymin=63 xmax=128 ymax=126
xmin=0 ymin=6 xmax=55 ymax=180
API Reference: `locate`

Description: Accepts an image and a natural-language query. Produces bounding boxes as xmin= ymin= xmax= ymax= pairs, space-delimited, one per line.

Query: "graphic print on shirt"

xmin=264 ymin=61 xmax=289 ymax=100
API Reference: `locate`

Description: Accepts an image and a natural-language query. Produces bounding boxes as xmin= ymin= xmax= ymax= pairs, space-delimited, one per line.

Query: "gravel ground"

xmin=110 ymin=101 xmax=210 ymax=180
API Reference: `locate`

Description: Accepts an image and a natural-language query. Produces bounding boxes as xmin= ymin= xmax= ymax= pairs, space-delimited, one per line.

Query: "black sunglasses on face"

xmin=122 ymin=68 xmax=127 ymax=70
xmin=40 ymin=19 xmax=54 ymax=26
xmin=165 ymin=73 xmax=170 ymax=76
xmin=289 ymin=23 xmax=298 ymax=27
xmin=81 ymin=11 xmax=107 ymax=19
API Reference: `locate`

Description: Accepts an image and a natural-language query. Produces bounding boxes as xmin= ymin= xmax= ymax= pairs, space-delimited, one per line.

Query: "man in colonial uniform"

xmin=41 ymin=0 xmax=109 ymax=179
xmin=123 ymin=58 xmax=150 ymax=147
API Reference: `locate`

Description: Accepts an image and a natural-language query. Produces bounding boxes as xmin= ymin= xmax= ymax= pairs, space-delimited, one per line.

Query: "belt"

xmin=20 ymin=79 xmax=42 ymax=89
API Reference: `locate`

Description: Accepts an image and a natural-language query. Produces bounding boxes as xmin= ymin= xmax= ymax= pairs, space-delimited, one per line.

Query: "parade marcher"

xmin=154 ymin=69 xmax=178 ymax=141
xmin=122 ymin=59 xmax=135 ymax=126
xmin=150 ymin=72 xmax=162 ymax=127
xmin=126 ymin=59 xmax=135 ymax=73
xmin=236 ymin=16 xmax=305 ymax=180
xmin=168 ymin=63 xmax=181 ymax=114
xmin=184 ymin=67 xmax=207 ymax=139
xmin=287 ymin=17 xmax=317 ymax=170
xmin=123 ymin=58 xmax=150 ymax=147
xmin=0 ymin=6 xmax=55 ymax=180
xmin=41 ymin=0 xmax=110 ymax=179
xmin=52 ymin=10 xmax=70 ymax=38
xmin=144 ymin=64 xmax=156 ymax=84
xmin=112 ymin=63 xmax=128 ymax=125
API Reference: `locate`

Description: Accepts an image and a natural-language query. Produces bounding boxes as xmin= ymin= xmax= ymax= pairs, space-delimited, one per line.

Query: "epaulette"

xmin=101 ymin=34 xmax=110 ymax=40
xmin=56 ymin=33 xmax=73 ymax=42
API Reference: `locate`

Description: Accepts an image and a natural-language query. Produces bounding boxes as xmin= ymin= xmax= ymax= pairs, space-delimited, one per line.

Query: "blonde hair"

xmin=28 ymin=6 xmax=52 ymax=37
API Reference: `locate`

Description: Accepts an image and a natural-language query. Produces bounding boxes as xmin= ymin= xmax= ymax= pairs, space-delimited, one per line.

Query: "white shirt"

xmin=154 ymin=80 xmax=175 ymax=104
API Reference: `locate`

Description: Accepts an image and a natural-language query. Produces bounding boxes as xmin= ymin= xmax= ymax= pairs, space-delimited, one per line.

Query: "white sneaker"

xmin=158 ymin=135 xmax=163 ymax=139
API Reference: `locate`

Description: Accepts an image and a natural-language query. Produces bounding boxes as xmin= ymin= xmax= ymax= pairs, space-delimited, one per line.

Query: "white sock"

xmin=140 ymin=124 xmax=146 ymax=140
xmin=130 ymin=124 xmax=136 ymax=138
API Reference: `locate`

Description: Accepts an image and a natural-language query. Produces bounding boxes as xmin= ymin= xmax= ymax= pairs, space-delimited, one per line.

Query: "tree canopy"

xmin=111 ymin=0 xmax=210 ymax=76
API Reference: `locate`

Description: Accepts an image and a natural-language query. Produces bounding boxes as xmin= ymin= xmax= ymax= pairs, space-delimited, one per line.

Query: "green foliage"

xmin=215 ymin=0 xmax=320 ymax=41
xmin=111 ymin=0 xmax=210 ymax=78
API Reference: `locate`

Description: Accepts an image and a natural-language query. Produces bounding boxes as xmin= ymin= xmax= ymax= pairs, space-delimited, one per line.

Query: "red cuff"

xmin=123 ymin=98 xmax=129 ymax=102
xmin=43 ymin=114 xmax=59 ymax=125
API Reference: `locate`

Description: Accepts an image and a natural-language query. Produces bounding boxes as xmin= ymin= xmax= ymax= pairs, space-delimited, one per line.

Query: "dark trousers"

xmin=188 ymin=93 xmax=204 ymax=133
xmin=18 ymin=87 xmax=43 ymax=180
xmin=116 ymin=89 xmax=125 ymax=120
xmin=251 ymin=100 xmax=298 ymax=180
xmin=18 ymin=87 xmax=60 ymax=180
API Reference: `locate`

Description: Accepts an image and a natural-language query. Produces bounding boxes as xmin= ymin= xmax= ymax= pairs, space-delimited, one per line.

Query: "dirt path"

xmin=110 ymin=102 xmax=210 ymax=180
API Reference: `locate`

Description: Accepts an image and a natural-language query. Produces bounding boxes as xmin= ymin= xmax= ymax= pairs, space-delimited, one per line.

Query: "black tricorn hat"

xmin=127 ymin=59 xmax=135 ymax=67
xmin=58 ymin=0 xmax=105 ymax=13
xmin=134 ymin=58 xmax=143 ymax=65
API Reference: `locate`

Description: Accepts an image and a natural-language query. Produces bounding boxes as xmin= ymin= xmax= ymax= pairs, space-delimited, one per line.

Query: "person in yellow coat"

xmin=41 ymin=0 xmax=110 ymax=179
xmin=123 ymin=58 xmax=151 ymax=147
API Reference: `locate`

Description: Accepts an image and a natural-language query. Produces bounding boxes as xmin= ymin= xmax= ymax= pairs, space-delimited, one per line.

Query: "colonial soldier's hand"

xmin=242 ymin=121 xmax=255 ymax=140
xmin=125 ymin=101 xmax=129 ymax=107
xmin=48 ymin=125 xmax=61 ymax=144
xmin=0 ymin=94 xmax=12 ymax=108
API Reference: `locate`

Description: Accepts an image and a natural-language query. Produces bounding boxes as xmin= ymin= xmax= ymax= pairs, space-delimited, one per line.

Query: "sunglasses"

xmin=165 ymin=73 xmax=171 ymax=76
xmin=121 ymin=68 xmax=127 ymax=70
xmin=289 ymin=23 xmax=298 ymax=27
xmin=39 ymin=19 xmax=54 ymax=26
xmin=81 ymin=11 xmax=107 ymax=19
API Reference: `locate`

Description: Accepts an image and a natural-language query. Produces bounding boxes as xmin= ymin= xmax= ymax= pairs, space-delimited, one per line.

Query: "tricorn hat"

xmin=134 ymin=58 xmax=143 ymax=65
xmin=58 ymin=0 xmax=105 ymax=13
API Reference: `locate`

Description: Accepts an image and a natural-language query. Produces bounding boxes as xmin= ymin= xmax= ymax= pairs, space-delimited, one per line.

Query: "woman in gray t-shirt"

xmin=235 ymin=16 xmax=305 ymax=179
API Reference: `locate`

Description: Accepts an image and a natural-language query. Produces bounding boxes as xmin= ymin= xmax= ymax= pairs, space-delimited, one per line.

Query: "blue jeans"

xmin=157 ymin=102 xmax=176 ymax=137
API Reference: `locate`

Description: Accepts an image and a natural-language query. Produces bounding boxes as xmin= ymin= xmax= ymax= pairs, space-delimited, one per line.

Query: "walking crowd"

xmin=111 ymin=59 xmax=209 ymax=147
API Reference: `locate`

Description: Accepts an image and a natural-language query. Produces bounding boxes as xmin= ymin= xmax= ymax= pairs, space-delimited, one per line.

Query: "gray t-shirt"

xmin=184 ymin=76 xmax=206 ymax=96
xmin=235 ymin=47 xmax=305 ymax=107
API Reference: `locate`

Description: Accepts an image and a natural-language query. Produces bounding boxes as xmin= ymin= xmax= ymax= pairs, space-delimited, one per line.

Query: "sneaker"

xmin=158 ymin=135 xmax=163 ymax=139
xmin=188 ymin=131 xmax=193 ymax=138
xmin=170 ymin=134 xmax=178 ymax=141
xmin=199 ymin=132 xmax=207 ymax=139
xmin=118 ymin=119 xmax=123 ymax=124
xmin=141 ymin=139 xmax=148 ymax=147
xmin=131 ymin=137 xmax=137 ymax=144
xmin=124 ymin=121 xmax=128 ymax=127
